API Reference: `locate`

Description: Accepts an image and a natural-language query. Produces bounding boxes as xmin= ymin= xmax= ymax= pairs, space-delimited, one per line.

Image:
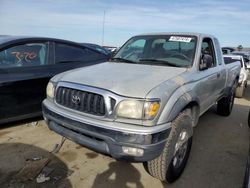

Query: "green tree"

xmin=237 ymin=45 xmax=243 ymax=51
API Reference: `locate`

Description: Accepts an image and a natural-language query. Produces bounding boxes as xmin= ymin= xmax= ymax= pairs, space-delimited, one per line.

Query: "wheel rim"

xmin=173 ymin=130 xmax=189 ymax=168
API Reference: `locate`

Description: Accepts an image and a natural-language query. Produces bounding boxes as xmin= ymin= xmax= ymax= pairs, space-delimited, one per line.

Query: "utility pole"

xmin=101 ymin=10 xmax=105 ymax=46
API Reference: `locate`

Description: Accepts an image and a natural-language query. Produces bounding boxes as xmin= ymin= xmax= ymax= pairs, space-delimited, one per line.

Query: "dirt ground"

xmin=0 ymin=88 xmax=250 ymax=188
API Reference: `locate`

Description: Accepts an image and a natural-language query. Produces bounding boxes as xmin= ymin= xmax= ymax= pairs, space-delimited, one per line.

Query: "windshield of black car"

xmin=113 ymin=35 xmax=197 ymax=67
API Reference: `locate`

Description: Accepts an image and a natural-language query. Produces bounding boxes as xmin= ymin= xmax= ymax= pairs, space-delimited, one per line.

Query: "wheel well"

xmin=234 ymin=75 xmax=239 ymax=86
xmin=183 ymin=101 xmax=200 ymax=127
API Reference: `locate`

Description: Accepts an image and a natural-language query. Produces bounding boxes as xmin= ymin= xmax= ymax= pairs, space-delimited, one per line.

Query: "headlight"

xmin=116 ymin=100 xmax=144 ymax=119
xmin=46 ymin=82 xmax=55 ymax=99
xmin=116 ymin=99 xmax=160 ymax=120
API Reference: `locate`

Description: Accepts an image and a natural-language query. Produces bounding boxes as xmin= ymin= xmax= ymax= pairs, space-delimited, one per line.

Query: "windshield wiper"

xmin=110 ymin=57 xmax=137 ymax=64
xmin=139 ymin=58 xmax=182 ymax=67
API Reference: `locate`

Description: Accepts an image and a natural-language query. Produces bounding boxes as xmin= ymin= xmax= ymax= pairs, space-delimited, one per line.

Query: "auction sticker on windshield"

xmin=169 ymin=36 xmax=192 ymax=43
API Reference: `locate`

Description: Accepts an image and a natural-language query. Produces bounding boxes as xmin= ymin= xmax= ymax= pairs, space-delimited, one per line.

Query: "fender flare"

xmin=158 ymin=91 xmax=200 ymax=125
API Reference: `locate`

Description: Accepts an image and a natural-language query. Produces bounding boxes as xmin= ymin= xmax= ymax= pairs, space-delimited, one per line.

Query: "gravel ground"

xmin=0 ymin=88 xmax=249 ymax=188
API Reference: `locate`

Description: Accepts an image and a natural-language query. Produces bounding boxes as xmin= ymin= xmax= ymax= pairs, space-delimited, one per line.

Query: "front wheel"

xmin=143 ymin=109 xmax=193 ymax=183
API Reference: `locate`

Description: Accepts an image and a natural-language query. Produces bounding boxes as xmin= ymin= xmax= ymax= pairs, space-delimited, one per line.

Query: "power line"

xmin=101 ymin=10 xmax=105 ymax=46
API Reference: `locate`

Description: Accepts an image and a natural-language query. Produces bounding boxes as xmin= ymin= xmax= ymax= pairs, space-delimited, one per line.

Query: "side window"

xmin=55 ymin=43 xmax=102 ymax=63
xmin=214 ymin=38 xmax=223 ymax=65
xmin=201 ymin=38 xmax=216 ymax=67
xmin=0 ymin=43 xmax=48 ymax=68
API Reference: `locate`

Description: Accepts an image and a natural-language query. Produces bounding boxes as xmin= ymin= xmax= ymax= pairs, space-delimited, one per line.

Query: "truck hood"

xmin=59 ymin=62 xmax=187 ymax=98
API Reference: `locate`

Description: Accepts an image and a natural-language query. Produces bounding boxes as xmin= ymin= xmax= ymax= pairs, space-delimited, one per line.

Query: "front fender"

xmin=157 ymin=89 xmax=200 ymax=125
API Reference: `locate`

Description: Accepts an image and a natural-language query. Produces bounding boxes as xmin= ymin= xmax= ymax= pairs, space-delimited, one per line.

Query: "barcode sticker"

xmin=169 ymin=36 xmax=192 ymax=43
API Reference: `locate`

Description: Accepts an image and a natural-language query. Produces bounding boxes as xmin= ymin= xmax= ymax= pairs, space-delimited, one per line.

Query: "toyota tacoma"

xmin=42 ymin=33 xmax=240 ymax=183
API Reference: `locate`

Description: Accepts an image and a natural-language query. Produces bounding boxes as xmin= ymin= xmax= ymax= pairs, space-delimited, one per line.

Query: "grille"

xmin=55 ymin=87 xmax=106 ymax=116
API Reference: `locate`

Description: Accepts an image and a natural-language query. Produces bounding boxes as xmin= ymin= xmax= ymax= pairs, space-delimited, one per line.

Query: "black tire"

xmin=217 ymin=82 xmax=236 ymax=116
xmin=143 ymin=109 xmax=193 ymax=183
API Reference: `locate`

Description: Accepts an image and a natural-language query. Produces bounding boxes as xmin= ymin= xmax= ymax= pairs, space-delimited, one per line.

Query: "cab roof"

xmin=134 ymin=32 xmax=216 ymax=39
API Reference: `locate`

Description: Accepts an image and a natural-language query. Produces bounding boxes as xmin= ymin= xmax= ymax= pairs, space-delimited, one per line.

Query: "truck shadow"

xmin=92 ymin=161 xmax=143 ymax=188
xmin=0 ymin=143 xmax=72 ymax=188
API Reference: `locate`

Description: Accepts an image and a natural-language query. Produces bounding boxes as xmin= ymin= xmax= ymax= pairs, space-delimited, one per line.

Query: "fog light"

xmin=122 ymin=146 xmax=144 ymax=157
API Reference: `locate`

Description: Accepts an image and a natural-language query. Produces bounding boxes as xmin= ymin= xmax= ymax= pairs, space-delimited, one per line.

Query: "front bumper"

xmin=42 ymin=99 xmax=171 ymax=162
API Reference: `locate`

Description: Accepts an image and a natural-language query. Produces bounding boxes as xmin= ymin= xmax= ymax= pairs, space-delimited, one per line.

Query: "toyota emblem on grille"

xmin=72 ymin=95 xmax=81 ymax=105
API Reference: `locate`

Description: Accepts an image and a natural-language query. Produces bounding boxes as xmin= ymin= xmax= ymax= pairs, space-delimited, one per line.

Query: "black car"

xmin=0 ymin=36 xmax=109 ymax=124
xmin=81 ymin=43 xmax=112 ymax=58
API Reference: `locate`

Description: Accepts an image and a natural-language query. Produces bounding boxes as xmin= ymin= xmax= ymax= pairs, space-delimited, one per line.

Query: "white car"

xmin=232 ymin=51 xmax=250 ymax=69
xmin=224 ymin=55 xmax=249 ymax=97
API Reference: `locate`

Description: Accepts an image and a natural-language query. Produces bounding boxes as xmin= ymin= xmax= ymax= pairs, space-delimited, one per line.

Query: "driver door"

xmin=0 ymin=42 xmax=51 ymax=123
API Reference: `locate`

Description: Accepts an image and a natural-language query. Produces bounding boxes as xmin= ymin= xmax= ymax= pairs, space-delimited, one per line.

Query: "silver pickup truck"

xmin=42 ymin=33 xmax=240 ymax=183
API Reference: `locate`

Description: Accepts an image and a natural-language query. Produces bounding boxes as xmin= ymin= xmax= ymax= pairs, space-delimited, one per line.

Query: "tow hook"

xmin=50 ymin=137 xmax=66 ymax=154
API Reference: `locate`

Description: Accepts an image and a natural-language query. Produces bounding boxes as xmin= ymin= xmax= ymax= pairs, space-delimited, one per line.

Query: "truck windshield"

xmin=113 ymin=35 xmax=197 ymax=67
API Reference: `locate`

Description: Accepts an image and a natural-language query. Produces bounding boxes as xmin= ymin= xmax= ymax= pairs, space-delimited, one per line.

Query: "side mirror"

xmin=199 ymin=54 xmax=213 ymax=70
xmin=110 ymin=48 xmax=119 ymax=58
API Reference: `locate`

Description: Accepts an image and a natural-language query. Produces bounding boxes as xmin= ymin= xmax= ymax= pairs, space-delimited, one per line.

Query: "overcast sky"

xmin=0 ymin=0 xmax=249 ymax=47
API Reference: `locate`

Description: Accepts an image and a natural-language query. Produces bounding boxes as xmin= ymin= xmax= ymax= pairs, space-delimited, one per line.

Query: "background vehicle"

xmin=224 ymin=55 xmax=249 ymax=97
xmin=43 ymin=33 xmax=240 ymax=183
xmin=222 ymin=47 xmax=235 ymax=54
xmin=232 ymin=51 xmax=250 ymax=69
xmin=81 ymin=43 xmax=112 ymax=58
xmin=102 ymin=45 xmax=118 ymax=56
xmin=0 ymin=36 xmax=109 ymax=124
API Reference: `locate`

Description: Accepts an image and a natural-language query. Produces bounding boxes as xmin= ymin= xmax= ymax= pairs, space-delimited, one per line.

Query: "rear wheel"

xmin=217 ymin=82 xmax=236 ymax=116
xmin=143 ymin=109 xmax=193 ymax=183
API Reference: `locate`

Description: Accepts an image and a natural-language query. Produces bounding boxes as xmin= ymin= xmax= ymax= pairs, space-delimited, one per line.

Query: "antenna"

xmin=101 ymin=10 xmax=106 ymax=46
